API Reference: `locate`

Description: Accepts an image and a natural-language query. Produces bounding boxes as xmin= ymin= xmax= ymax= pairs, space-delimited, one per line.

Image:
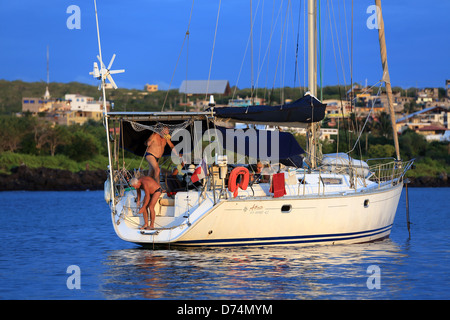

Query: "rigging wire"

xmin=184 ymin=2 xmax=195 ymax=111
xmin=205 ymin=0 xmax=222 ymax=103
xmin=233 ymin=0 xmax=263 ymax=101
xmin=281 ymin=0 xmax=292 ymax=103
xmin=293 ymin=0 xmax=302 ymax=90
xmin=342 ymin=0 xmax=354 ymax=113
xmin=326 ymin=0 xmax=351 ymax=151
xmin=339 ymin=0 xmax=357 ymax=137
xmin=347 ymin=82 xmax=383 ymax=154
xmin=270 ymin=0 xmax=290 ymax=103
xmin=329 ymin=0 xmax=347 ymax=90
xmin=162 ymin=0 xmax=195 ymax=111
xmin=288 ymin=0 xmax=304 ymax=97
xmin=234 ymin=0 xmax=274 ymax=101
xmin=264 ymin=0 xmax=277 ymax=103
xmin=256 ymin=0 xmax=265 ymax=101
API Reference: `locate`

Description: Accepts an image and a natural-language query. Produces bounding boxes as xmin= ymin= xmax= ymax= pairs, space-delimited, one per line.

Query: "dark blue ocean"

xmin=0 ymin=188 xmax=448 ymax=300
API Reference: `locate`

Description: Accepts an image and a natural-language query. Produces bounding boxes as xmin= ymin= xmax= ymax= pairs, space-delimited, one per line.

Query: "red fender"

xmin=228 ymin=167 xmax=250 ymax=198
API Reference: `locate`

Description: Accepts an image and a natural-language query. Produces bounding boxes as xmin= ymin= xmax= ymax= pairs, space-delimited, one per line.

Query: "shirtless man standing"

xmin=130 ymin=176 xmax=162 ymax=230
xmin=144 ymin=127 xmax=176 ymax=182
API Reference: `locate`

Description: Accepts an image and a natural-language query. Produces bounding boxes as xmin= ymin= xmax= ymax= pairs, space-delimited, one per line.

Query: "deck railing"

xmin=368 ymin=159 xmax=415 ymax=186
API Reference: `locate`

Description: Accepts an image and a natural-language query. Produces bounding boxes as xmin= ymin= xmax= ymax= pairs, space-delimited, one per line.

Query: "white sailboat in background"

xmin=95 ymin=0 xmax=413 ymax=247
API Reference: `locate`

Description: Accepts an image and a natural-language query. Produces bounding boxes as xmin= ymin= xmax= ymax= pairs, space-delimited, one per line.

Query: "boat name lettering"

xmin=243 ymin=204 xmax=268 ymax=214
xmin=250 ymin=204 xmax=263 ymax=211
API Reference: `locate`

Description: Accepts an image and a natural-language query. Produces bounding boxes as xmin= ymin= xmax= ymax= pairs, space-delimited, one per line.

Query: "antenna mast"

xmin=44 ymin=45 xmax=50 ymax=100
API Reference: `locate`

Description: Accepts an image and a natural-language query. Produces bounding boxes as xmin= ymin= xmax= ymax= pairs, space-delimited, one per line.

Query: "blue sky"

xmin=0 ymin=0 xmax=449 ymax=91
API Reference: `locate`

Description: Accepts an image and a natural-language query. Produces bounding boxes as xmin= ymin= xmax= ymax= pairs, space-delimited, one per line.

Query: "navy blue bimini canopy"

xmin=216 ymin=126 xmax=304 ymax=167
xmin=211 ymin=93 xmax=326 ymax=127
xmin=120 ymin=120 xmax=305 ymax=167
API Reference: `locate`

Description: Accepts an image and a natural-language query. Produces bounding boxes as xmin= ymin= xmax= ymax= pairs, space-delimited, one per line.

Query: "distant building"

xmin=322 ymin=99 xmax=351 ymax=119
xmin=179 ymin=80 xmax=231 ymax=96
xmin=22 ymin=97 xmax=52 ymax=114
xmin=446 ymin=80 xmax=450 ymax=101
xmin=145 ymin=84 xmax=158 ymax=92
xmin=418 ymin=125 xmax=448 ymax=142
xmin=64 ymin=94 xmax=110 ymax=125
xmin=396 ymin=106 xmax=449 ymax=140
xmin=228 ymin=96 xmax=264 ymax=107
xmin=346 ymin=84 xmax=371 ymax=102
xmin=22 ymin=93 xmax=110 ymax=126
xmin=417 ymin=124 xmax=447 ymax=135
xmin=284 ymin=127 xmax=338 ymax=141
xmin=416 ymin=88 xmax=439 ymax=104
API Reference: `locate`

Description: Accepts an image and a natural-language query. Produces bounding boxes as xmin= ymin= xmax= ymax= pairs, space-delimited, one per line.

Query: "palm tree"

xmin=375 ymin=111 xmax=392 ymax=138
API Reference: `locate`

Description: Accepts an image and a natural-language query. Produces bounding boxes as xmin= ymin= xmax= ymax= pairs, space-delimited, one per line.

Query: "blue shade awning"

xmin=215 ymin=126 xmax=304 ymax=167
xmin=120 ymin=120 xmax=305 ymax=167
xmin=211 ymin=93 xmax=326 ymax=127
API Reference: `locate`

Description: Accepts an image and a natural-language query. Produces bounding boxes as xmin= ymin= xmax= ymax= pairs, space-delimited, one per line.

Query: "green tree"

xmin=79 ymin=119 xmax=108 ymax=155
xmin=399 ymin=130 xmax=427 ymax=159
xmin=0 ymin=116 xmax=31 ymax=152
xmin=0 ymin=121 xmax=23 ymax=152
xmin=31 ymin=119 xmax=52 ymax=155
xmin=47 ymin=126 xmax=70 ymax=156
xmin=367 ymin=144 xmax=396 ymax=158
xmin=425 ymin=141 xmax=449 ymax=163
xmin=64 ymin=131 xmax=100 ymax=162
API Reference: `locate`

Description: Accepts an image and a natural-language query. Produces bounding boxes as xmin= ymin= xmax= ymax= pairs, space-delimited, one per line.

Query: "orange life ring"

xmin=228 ymin=167 xmax=249 ymax=198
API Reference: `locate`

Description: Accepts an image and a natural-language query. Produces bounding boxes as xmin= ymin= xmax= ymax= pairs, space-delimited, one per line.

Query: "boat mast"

xmin=94 ymin=0 xmax=115 ymax=209
xmin=307 ymin=0 xmax=319 ymax=168
xmin=375 ymin=0 xmax=401 ymax=160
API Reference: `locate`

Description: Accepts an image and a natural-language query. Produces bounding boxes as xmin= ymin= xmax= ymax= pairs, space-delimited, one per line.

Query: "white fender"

xmin=104 ymin=178 xmax=111 ymax=203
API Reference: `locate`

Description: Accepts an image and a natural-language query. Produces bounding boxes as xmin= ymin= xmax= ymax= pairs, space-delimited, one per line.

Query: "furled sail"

xmin=212 ymin=93 xmax=326 ymax=127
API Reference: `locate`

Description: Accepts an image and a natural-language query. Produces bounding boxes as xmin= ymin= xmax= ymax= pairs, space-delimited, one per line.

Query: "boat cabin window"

xmin=321 ymin=178 xmax=342 ymax=185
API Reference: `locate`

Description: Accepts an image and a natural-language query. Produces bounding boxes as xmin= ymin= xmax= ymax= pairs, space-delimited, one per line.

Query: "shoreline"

xmin=0 ymin=165 xmax=448 ymax=191
xmin=0 ymin=165 xmax=106 ymax=191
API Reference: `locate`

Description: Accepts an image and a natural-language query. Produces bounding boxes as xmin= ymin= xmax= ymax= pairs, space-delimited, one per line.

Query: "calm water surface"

xmin=0 ymin=188 xmax=448 ymax=300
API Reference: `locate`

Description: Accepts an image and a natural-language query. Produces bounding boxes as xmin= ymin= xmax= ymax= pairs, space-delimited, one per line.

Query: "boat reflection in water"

xmin=101 ymin=240 xmax=408 ymax=300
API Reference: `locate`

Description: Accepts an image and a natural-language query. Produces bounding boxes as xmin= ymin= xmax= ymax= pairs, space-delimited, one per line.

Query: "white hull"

xmin=110 ymin=176 xmax=403 ymax=247
xmin=95 ymin=0 xmax=411 ymax=249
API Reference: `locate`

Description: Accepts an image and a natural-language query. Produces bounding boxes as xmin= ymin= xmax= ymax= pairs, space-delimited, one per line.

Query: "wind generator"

xmin=90 ymin=53 xmax=124 ymax=89
xmin=89 ymin=0 xmax=124 ymax=91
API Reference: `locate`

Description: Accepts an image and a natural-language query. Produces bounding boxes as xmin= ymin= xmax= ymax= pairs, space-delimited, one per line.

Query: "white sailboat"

xmin=97 ymin=0 xmax=413 ymax=247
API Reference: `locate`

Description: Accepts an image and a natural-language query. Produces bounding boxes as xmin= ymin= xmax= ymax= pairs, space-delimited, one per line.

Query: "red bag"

xmin=270 ymin=173 xmax=286 ymax=198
